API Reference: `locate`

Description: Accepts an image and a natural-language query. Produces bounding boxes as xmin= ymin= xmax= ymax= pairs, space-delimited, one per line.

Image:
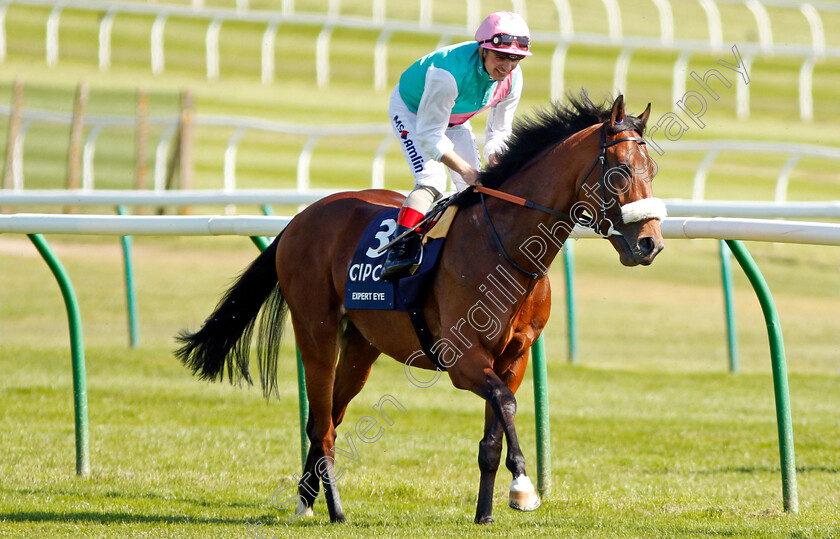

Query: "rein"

xmin=476 ymin=123 xmax=647 ymax=280
xmin=479 ymin=189 xmax=549 ymax=280
xmin=474 ymin=185 xmax=569 ymax=219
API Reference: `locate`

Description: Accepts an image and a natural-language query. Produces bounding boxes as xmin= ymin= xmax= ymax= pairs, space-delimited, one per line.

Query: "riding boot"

xmin=381 ymin=225 xmax=422 ymax=280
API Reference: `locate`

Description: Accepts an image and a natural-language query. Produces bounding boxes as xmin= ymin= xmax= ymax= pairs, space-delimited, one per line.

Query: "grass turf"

xmin=0 ymin=234 xmax=838 ymax=537
xmin=1 ymin=1 xmax=839 ymax=536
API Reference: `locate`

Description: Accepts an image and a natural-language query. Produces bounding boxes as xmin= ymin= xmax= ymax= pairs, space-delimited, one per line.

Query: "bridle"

xmin=573 ymin=124 xmax=648 ymax=237
xmin=476 ymin=122 xmax=650 ymax=279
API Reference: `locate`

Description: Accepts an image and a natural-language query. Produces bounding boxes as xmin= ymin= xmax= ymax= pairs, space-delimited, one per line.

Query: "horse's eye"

xmin=624 ymin=148 xmax=658 ymax=182
xmin=605 ymin=165 xmax=632 ymax=196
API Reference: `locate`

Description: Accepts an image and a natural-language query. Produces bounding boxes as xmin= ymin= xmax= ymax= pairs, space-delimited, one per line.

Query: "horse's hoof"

xmin=294 ymin=499 xmax=314 ymax=518
xmin=508 ymin=475 xmax=541 ymax=512
xmin=330 ymin=514 xmax=346 ymax=524
xmin=508 ymin=490 xmax=541 ymax=511
xmin=475 ymin=515 xmax=495 ymax=525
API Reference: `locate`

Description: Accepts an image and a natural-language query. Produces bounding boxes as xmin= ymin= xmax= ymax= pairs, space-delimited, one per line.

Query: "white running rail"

xmin=0 ymin=0 xmax=837 ymax=118
xmin=1 ymin=214 xmax=839 ymax=246
xmin=2 ymin=190 xmax=840 ymax=220
xmin=3 ymin=104 xmax=838 ymax=205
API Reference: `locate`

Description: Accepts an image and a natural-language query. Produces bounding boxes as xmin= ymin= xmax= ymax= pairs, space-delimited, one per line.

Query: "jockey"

xmin=381 ymin=11 xmax=532 ymax=280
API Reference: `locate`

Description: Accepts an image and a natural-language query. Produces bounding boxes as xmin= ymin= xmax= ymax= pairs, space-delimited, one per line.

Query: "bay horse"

xmin=176 ymin=93 xmax=666 ymax=524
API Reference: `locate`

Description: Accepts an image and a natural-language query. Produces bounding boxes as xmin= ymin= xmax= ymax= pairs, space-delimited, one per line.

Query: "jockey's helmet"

xmin=475 ymin=12 xmax=532 ymax=57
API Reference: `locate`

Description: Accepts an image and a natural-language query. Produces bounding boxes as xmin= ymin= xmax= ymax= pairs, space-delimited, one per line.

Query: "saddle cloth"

xmin=344 ymin=205 xmax=458 ymax=311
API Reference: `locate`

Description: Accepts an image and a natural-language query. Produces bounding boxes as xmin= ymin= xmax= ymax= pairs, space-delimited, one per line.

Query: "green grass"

xmin=0 ymin=233 xmax=839 ymax=537
xmin=3 ymin=346 xmax=840 ymax=538
xmin=1 ymin=1 xmax=839 ymax=536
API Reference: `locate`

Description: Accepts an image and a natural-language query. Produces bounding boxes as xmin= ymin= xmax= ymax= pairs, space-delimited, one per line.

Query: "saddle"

xmin=343 ymin=192 xmax=466 ymax=371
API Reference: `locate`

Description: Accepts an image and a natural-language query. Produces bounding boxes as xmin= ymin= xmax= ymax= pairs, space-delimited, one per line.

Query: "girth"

xmin=406 ymin=307 xmax=448 ymax=371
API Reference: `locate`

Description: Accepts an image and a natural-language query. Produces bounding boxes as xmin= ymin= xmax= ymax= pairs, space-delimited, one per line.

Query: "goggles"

xmin=479 ymin=33 xmax=530 ymax=51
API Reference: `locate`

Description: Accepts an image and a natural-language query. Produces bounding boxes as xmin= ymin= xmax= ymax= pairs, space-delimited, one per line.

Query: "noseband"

xmin=476 ymin=122 xmax=665 ymax=279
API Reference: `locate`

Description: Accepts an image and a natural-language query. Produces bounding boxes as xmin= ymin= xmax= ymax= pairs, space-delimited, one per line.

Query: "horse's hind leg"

xmin=291 ymin=318 xmax=347 ymax=523
xmin=294 ymin=320 xmax=376 ymax=519
xmin=332 ymin=319 xmax=380 ymax=427
xmin=475 ymin=403 xmax=504 ymax=524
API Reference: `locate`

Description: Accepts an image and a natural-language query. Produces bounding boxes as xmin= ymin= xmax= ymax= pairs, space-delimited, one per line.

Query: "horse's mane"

xmin=474 ymin=90 xmax=647 ymax=191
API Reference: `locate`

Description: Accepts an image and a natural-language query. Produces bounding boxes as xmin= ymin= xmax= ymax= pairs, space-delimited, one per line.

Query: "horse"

xmin=175 ymin=92 xmax=666 ymax=524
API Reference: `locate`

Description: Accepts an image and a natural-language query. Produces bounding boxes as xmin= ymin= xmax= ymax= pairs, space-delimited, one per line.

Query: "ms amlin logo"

xmin=393 ymin=115 xmax=424 ymax=173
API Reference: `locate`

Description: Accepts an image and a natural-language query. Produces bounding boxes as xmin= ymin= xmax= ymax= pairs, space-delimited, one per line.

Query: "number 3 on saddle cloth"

xmin=344 ymin=205 xmax=458 ymax=370
xmin=345 ymin=205 xmax=456 ymax=311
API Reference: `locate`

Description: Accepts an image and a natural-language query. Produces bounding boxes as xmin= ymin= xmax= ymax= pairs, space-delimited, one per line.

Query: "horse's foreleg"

xmin=452 ymin=362 xmax=540 ymax=520
xmin=483 ymin=373 xmax=541 ymax=512
xmin=474 ymin=352 xmax=532 ymax=524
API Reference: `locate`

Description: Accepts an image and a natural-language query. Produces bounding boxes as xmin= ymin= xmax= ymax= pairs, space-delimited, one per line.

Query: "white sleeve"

xmin=415 ymin=67 xmax=458 ymax=161
xmin=483 ymin=66 xmax=523 ymax=162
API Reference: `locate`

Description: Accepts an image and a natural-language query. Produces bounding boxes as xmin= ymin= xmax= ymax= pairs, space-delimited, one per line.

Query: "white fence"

xmin=0 ymin=101 xmax=840 ymax=202
xmin=0 ymin=104 xmax=392 ymax=193
xmin=656 ymin=139 xmax=840 ymax=202
xmin=2 ymin=191 xmax=840 ymax=222
xmin=2 ymin=103 xmax=840 ymax=202
xmin=1 ymin=213 xmax=839 ymax=245
xmin=0 ymin=188 xmax=338 ymax=206
xmin=0 ymin=212 xmax=292 ymax=235
xmin=1 ymin=209 xmax=819 ymax=511
xmin=0 ymin=0 xmax=837 ymax=119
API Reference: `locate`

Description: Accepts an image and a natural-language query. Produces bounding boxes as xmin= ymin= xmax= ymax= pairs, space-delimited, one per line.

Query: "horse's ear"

xmin=638 ymin=102 xmax=651 ymax=126
xmin=610 ymin=95 xmax=625 ymax=125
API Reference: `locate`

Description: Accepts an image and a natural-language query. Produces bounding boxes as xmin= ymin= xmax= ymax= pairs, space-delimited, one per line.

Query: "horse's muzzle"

xmin=632 ymin=235 xmax=665 ymax=266
xmin=610 ymin=226 xmax=665 ymax=267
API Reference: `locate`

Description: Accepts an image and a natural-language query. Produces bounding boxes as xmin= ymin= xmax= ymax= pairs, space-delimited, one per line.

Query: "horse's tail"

xmin=175 ymin=232 xmax=289 ymax=399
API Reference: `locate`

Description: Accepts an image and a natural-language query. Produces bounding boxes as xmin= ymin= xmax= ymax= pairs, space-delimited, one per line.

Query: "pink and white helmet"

xmin=475 ymin=11 xmax=532 ymax=57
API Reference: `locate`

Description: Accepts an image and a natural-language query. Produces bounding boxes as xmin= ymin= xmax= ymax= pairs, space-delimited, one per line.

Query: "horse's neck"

xmin=483 ymin=124 xmax=601 ymax=273
xmin=505 ymin=123 xmax=600 ymax=210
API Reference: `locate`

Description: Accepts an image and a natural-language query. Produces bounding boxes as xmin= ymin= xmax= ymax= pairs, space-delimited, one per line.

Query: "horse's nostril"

xmin=639 ymin=236 xmax=656 ymax=256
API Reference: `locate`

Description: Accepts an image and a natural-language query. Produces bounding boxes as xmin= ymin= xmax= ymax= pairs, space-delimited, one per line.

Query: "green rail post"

xmin=531 ymin=334 xmax=552 ymax=498
xmin=719 ymin=240 xmax=738 ymax=372
xmin=250 ymin=235 xmax=309 ymax=471
xmin=562 ymin=242 xmax=577 ymax=364
xmin=28 ymin=234 xmax=90 ymax=477
xmin=725 ymin=240 xmax=798 ymax=513
xmin=295 ymin=347 xmax=310 ymax=470
xmin=249 ymin=235 xmax=271 ymax=252
xmin=117 ymin=206 xmax=139 ymax=349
